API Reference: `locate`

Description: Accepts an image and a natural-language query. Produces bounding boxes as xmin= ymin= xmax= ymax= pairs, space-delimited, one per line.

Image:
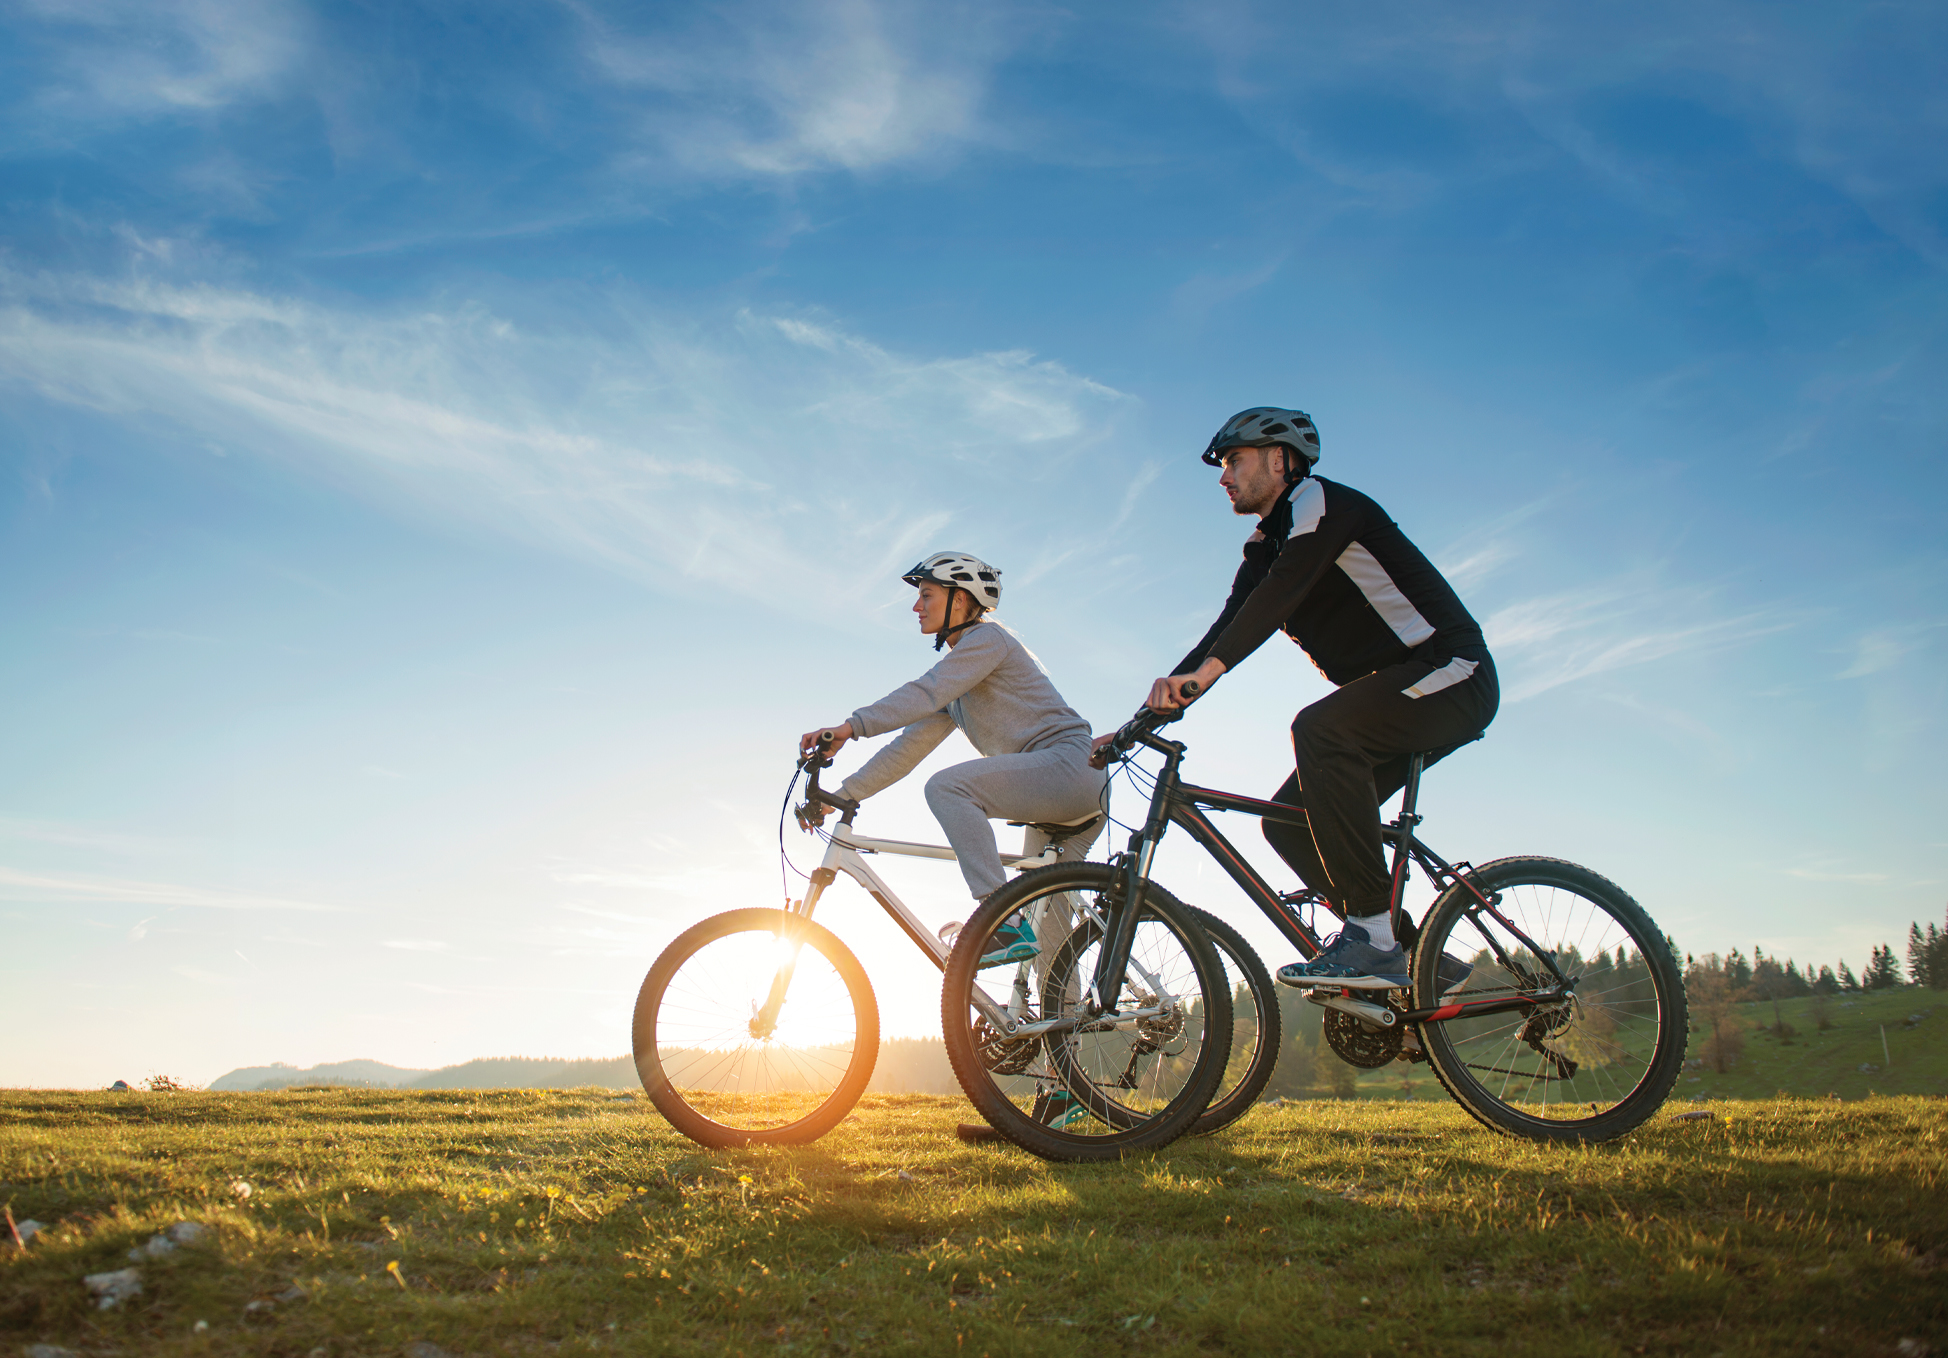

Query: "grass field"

xmin=4 ymin=1086 xmax=1944 ymax=1357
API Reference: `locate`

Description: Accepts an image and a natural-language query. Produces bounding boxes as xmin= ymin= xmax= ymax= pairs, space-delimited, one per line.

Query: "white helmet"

xmin=901 ymin=552 xmax=1001 ymax=650
xmin=901 ymin=551 xmax=1002 ymax=609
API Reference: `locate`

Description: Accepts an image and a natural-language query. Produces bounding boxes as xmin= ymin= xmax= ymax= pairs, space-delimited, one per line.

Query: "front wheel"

xmin=940 ymin=863 xmax=1232 ymax=1162
xmin=1412 ymin=857 xmax=1685 ymax=1143
xmin=633 ymin=908 xmax=878 ymax=1147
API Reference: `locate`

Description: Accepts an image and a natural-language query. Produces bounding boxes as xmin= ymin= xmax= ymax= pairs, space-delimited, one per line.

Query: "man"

xmin=1120 ymin=407 xmax=1498 ymax=989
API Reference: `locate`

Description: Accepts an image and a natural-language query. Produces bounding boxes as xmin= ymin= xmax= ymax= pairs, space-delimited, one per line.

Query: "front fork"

xmin=753 ymin=854 xmax=841 ymax=1037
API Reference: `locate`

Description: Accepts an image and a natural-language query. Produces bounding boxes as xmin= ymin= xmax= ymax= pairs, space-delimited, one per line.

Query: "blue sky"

xmin=2 ymin=0 xmax=1943 ymax=1086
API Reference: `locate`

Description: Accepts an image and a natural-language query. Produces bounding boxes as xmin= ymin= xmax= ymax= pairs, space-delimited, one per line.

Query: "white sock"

xmin=1349 ymin=911 xmax=1396 ymax=951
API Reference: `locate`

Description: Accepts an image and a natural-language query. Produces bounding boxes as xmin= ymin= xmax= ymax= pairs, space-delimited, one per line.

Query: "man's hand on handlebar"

xmin=797 ymin=720 xmax=854 ymax=763
xmin=1145 ymin=658 xmax=1227 ymax=713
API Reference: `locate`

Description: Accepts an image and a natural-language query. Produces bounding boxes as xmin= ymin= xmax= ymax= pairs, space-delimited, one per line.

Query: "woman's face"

xmin=913 ymin=582 xmax=954 ymax=634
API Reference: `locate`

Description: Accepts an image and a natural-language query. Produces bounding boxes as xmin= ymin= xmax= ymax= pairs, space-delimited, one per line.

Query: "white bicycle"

xmin=630 ymin=735 xmax=1232 ymax=1158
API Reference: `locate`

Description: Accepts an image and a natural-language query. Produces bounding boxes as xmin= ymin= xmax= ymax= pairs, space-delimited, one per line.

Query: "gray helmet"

xmin=1201 ymin=407 xmax=1321 ymax=471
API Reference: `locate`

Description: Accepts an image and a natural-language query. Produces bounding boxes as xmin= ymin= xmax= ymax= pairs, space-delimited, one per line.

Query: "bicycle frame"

xmin=1102 ymin=726 xmax=1573 ymax=1030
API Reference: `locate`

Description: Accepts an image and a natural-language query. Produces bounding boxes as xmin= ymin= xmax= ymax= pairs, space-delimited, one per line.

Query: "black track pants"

xmin=1260 ymin=653 xmax=1499 ymax=918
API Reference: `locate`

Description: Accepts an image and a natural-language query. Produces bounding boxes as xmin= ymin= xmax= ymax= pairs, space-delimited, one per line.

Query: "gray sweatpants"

xmin=923 ymin=737 xmax=1108 ymax=898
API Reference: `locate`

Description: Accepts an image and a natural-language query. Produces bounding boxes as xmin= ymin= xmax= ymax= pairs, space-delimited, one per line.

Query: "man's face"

xmin=1217 ymin=445 xmax=1289 ymax=517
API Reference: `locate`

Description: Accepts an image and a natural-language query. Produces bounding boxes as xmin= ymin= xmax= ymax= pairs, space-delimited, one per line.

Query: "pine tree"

xmin=1726 ymin=948 xmax=1752 ymax=989
xmin=1864 ymin=944 xmax=1903 ymax=990
xmin=1912 ymin=923 xmax=1933 ymax=990
xmin=1813 ymin=964 xmax=1839 ymax=996
xmin=1837 ymin=960 xmax=1860 ymax=991
xmin=1783 ymin=959 xmax=1811 ymax=998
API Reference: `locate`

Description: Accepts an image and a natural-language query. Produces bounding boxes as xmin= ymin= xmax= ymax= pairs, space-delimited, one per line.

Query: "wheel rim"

xmin=1424 ymin=877 xmax=1670 ymax=1125
xmin=958 ymin=880 xmax=1221 ymax=1145
xmin=650 ymin=924 xmax=862 ymax=1135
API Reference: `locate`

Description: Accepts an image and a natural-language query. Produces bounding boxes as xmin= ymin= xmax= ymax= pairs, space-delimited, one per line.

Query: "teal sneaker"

xmin=979 ymin=916 xmax=1038 ymax=968
xmin=1032 ymin=1087 xmax=1090 ymax=1131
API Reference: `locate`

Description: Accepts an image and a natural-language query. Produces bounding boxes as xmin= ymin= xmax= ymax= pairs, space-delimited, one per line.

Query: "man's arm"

xmin=1169 ymin=558 xmax=1257 ymax=678
xmin=1201 ymin=484 xmax=1361 ymax=672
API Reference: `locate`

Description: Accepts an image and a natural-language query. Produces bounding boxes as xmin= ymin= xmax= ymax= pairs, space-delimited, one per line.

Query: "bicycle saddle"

xmin=1005 ymin=812 xmax=1104 ymax=843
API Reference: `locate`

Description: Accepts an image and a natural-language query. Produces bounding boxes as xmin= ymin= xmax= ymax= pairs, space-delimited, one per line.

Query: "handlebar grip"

xmin=1180 ymin=680 xmax=1201 ymax=699
xmin=817 ymin=729 xmax=840 ymax=750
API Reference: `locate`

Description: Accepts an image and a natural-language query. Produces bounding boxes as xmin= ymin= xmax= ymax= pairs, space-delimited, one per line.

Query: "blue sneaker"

xmin=1032 ymin=1087 xmax=1090 ymax=1130
xmin=979 ymin=916 xmax=1038 ymax=968
xmin=1276 ymin=923 xmax=1410 ymax=990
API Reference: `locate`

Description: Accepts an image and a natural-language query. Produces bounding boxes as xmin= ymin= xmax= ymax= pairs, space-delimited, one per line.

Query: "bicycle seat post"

xmin=1397 ymin=752 xmax=1425 ymax=822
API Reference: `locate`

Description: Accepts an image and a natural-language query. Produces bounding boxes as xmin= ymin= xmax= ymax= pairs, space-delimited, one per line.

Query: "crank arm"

xmin=1000 ymin=999 xmax=1178 ymax=1038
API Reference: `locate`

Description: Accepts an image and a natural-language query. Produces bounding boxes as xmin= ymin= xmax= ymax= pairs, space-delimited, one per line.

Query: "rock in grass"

xmin=229 ymin=1179 xmax=253 ymax=1200
xmin=26 ymin=1345 xmax=80 ymax=1358
xmin=167 ymin=1221 xmax=211 ymax=1245
xmin=84 ymin=1266 xmax=143 ymax=1309
xmin=13 ymin=1218 xmax=45 ymax=1246
xmin=129 ymin=1234 xmax=178 ymax=1261
xmin=404 ymin=1342 xmax=460 ymax=1358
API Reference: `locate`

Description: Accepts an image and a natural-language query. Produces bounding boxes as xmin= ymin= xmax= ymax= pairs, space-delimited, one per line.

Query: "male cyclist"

xmin=799 ymin=553 xmax=1107 ymax=963
xmin=1109 ymin=408 xmax=1498 ymax=990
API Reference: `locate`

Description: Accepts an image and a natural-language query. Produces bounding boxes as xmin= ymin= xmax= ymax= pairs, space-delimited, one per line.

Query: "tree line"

xmin=1680 ymin=907 xmax=1946 ymax=1073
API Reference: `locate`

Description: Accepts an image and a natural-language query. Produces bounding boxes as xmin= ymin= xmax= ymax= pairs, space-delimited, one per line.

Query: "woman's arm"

xmin=848 ymin=626 xmax=1006 ymax=739
xmin=837 ymin=712 xmax=956 ymax=802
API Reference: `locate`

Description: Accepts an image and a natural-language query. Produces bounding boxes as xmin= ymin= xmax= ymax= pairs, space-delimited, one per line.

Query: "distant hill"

xmin=209 ymin=1059 xmax=437 ymax=1091
xmin=208 ymin=987 xmax=1941 ymax=1100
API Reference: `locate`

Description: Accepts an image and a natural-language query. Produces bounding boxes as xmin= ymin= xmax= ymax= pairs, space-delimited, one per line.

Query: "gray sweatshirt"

xmin=838 ymin=622 xmax=1093 ymax=802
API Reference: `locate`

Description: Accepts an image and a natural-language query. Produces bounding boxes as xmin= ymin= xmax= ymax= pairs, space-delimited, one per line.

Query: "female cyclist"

xmin=796 ymin=552 xmax=1107 ymax=962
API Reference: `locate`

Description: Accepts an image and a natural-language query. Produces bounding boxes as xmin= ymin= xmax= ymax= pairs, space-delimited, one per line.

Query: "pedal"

xmin=1303 ymin=990 xmax=1397 ymax=1028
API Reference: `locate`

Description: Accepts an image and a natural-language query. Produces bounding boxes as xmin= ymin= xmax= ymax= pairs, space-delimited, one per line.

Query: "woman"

xmin=797 ymin=552 xmax=1107 ymax=944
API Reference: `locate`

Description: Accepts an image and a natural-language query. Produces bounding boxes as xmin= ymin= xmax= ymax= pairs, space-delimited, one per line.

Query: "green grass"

xmin=4 ymin=1089 xmax=1944 ymax=1356
xmin=1346 ymin=985 xmax=1946 ymax=1104
xmin=1671 ymin=987 xmax=1946 ymax=1102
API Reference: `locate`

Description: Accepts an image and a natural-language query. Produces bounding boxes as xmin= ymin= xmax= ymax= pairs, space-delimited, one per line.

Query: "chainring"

xmin=972 ymin=1016 xmax=1040 ymax=1076
xmin=1322 ymin=1007 xmax=1403 ymax=1068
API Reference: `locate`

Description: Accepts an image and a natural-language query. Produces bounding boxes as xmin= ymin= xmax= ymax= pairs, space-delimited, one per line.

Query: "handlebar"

xmin=794 ymin=731 xmax=858 ymax=829
xmin=1090 ymin=679 xmax=1205 ymax=768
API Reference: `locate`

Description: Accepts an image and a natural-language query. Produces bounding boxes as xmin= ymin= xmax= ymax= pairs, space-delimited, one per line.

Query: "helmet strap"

xmin=934 ymin=588 xmax=981 ymax=651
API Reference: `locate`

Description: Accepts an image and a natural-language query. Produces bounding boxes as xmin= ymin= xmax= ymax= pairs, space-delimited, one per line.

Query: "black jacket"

xmin=1176 ymin=476 xmax=1489 ymax=687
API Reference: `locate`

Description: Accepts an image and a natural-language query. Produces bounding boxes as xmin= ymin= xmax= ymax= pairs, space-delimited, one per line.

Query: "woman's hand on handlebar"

xmin=798 ymin=720 xmax=854 ymax=762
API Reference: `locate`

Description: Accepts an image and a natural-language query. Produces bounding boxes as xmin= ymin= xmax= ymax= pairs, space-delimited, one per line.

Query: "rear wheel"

xmin=1184 ymin=907 xmax=1279 ymax=1136
xmin=1412 ymin=857 xmax=1684 ymax=1142
xmin=633 ymin=908 xmax=877 ymax=1147
xmin=941 ymin=864 xmax=1231 ymax=1162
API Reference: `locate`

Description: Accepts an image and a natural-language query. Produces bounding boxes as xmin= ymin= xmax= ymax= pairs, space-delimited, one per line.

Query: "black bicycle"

xmin=1058 ymin=696 xmax=1687 ymax=1143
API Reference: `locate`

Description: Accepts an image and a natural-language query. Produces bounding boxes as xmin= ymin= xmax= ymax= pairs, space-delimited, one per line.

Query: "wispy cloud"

xmin=575 ymin=0 xmax=1005 ymax=177
xmin=1837 ymin=622 xmax=1942 ymax=679
xmin=0 ymin=866 xmax=340 ymax=912
xmin=381 ymin=939 xmax=450 ymax=952
xmin=15 ymin=0 xmax=306 ymax=119
xmin=1486 ymin=583 xmax=1792 ymax=702
xmin=1185 ymin=0 xmax=1948 ymax=263
xmin=0 ymin=266 xmax=1128 ymax=610
xmin=1786 ymin=866 xmax=1890 ymax=885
